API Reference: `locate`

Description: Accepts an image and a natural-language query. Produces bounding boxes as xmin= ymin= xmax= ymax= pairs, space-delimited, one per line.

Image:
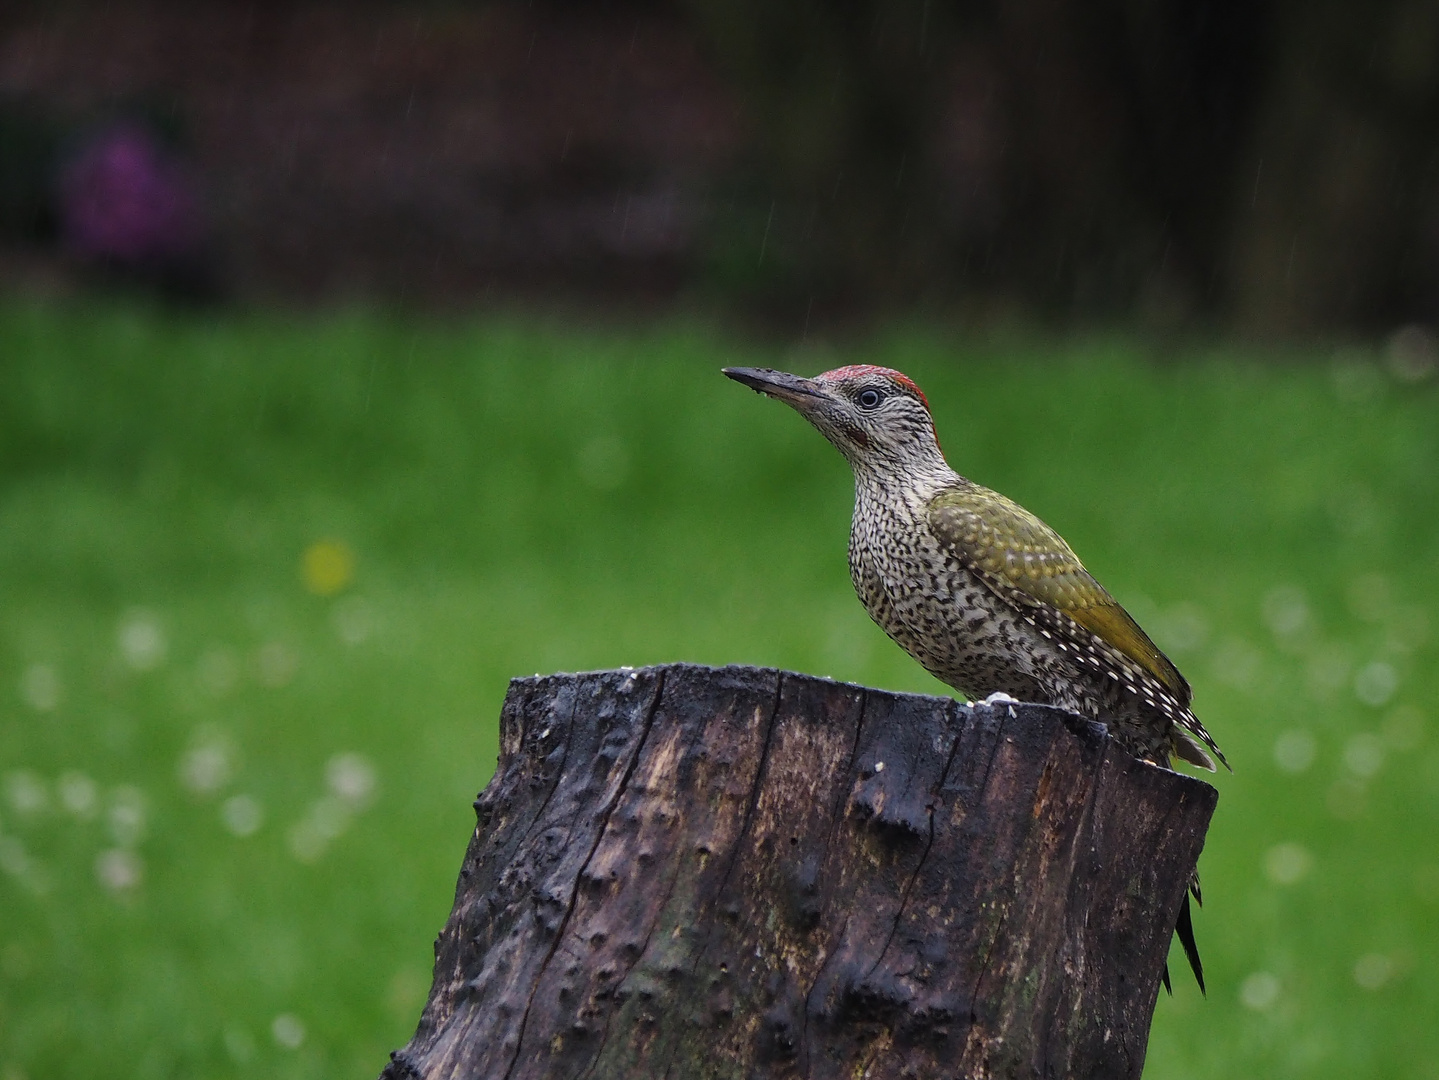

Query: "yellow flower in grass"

xmin=302 ymin=540 xmax=355 ymax=596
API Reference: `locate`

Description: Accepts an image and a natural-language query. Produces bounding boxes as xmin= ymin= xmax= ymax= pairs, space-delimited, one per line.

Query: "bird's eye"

xmin=857 ymin=388 xmax=884 ymax=409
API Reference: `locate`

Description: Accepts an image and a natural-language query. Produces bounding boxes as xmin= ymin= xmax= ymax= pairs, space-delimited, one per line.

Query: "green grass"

xmin=0 ymin=300 xmax=1435 ymax=1078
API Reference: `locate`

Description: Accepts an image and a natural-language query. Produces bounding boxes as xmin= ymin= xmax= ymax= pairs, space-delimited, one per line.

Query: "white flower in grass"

xmin=1353 ymin=953 xmax=1394 ymax=991
xmin=1273 ymin=731 xmax=1316 ymax=774
xmin=58 ymin=771 xmax=98 ymax=818
xmin=326 ymin=753 xmax=376 ymax=807
xmin=1262 ymin=586 xmax=1312 ymax=643
xmin=179 ymin=737 xmax=234 ymax=796
xmin=1157 ymin=603 xmax=1209 ymax=654
xmin=1354 ymin=662 xmax=1398 ymax=707
xmin=1265 ymin=843 xmax=1312 ymax=886
xmin=289 ymin=753 xmax=378 ymax=863
xmin=271 ymin=1013 xmax=305 ymax=1050
xmin=95 ymin=848 xmax=143 ymax=893
xmin=221 ymin=795 xmax=263 ymax=837
xmin=1386 ymin=324 xmax=1438 ymax=382
xmin=332 ymin=596 xmax=376 ymax=646
xmin=107 ymin=786 xmax=147 ymax=847
xmin=1240 ymin=971 xmax=1280 ymax=1010
xmin=289 ymin=797 xmax=351 ymax=863
xmin=1343 ymin=734 xmax=1384 ymax=779
xmin=21 ymin=663 xmax=61 ymax=711
xmin=4 ymin=771 xmax=49 ymax=816
xmin=178 ymin=725 xmax=240 ymax=796
xmin=118 ymin=610 xmax=167 ymax=671
xmin=0 ymin=835 xmax=50 ymax=895
xmin=0 ymin=836 xmax=30 ymax=878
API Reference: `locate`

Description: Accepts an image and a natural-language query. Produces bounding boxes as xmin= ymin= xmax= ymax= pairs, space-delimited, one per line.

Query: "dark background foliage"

xmin=4 ymin=0 xmax=1439 ymax=333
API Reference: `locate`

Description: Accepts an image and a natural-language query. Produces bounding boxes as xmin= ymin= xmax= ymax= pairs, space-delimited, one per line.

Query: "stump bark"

xmin=382 ymin=663 xmax=1217 ymax=1080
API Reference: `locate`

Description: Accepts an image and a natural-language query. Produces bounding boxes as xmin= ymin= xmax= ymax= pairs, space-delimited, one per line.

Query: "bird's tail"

xmin=1174 ymin=706 xmax=1229 ymax=773
xmin=1162 ymin=873 xmax=1205 ymax=995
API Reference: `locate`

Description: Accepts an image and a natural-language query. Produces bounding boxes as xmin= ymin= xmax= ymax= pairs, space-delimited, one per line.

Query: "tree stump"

xmin=382 ymin=663 xmax=1217 ymax=1080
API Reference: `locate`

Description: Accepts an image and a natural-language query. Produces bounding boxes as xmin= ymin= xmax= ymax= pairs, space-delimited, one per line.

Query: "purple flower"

xmin=59 ymin=123 xmax=203 ymax=266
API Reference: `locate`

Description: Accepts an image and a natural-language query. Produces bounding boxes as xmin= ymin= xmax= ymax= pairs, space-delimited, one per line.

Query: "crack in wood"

xmin=797 ymin=687 xmax=871 ymax=1077
xmin=576 ymin=685 xmax=718 ymax=1079
xmin=499 ymin=670 xmax=667 ymax=1080
xmin=858 ymin=699 xmax=968 ymax=993
xmin=685 ymin=670 xmax=786 ymax=980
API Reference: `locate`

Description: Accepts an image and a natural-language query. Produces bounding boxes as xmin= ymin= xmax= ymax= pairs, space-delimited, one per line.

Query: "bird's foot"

xmin=979 ymin=691 xmax=1020 ymax=706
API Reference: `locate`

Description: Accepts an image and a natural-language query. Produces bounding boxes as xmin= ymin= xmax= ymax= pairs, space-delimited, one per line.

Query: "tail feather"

xmin=1173 ymin=893 xmax=1205 ymax=995
xmin=1177 ymin=706 xmax=1229 ymax=773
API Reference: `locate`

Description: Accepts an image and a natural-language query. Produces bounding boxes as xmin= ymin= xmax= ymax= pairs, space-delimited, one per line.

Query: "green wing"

xmin=927 ymin=485 xmax=1191 ymax=705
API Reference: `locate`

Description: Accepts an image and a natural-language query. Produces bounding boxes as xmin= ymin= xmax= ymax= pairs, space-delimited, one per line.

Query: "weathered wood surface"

xmin=382 ymin=663 xmax=1217 ymax=1080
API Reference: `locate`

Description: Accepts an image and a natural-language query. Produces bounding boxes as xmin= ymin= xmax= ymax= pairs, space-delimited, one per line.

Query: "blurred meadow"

xmin=0 ymin=299 xmax=1437 ymax=1079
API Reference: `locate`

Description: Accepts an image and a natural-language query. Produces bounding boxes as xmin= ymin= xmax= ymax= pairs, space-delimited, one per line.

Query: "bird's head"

xmin=723 ymin=364 xmax=946 ymax=476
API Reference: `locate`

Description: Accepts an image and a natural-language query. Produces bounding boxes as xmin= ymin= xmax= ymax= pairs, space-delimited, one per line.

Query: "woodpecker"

xmin=723 ymin=363 xmax=1226 ymax=992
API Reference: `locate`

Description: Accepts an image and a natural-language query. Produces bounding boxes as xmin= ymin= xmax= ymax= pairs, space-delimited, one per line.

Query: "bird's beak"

xmin=722 ymin=367 xmax=827 ymax=411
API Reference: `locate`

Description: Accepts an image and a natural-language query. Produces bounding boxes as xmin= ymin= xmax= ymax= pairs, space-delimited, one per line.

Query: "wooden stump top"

xmin=384 ymin=663 xmax=1217 ymax=1080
